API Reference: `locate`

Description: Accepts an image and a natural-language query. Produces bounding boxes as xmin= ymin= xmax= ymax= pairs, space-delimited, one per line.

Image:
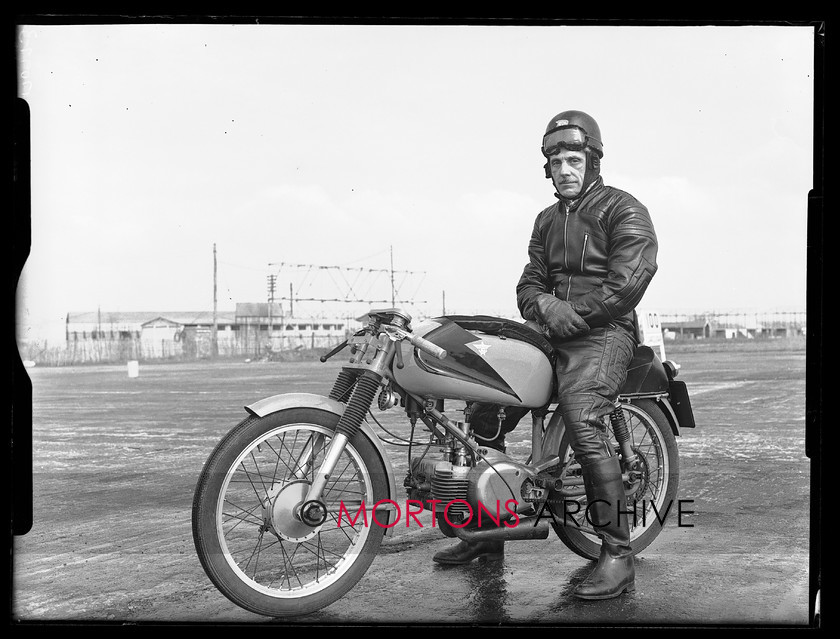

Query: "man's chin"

xmin=557 ymin=185 xmax=582 ymax=198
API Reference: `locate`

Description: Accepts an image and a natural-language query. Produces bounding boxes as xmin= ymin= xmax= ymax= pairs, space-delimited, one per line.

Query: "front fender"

xmin=244 ymin=392 xmax=399 ymax=521
xmin=246 ymin=392 xmax=344 ymax=419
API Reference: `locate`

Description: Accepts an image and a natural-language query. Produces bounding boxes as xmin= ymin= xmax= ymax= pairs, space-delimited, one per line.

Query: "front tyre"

xmin=552 ymin=399 xmax=679 ymax=560
xmin=192 ymin=408 xmax=389 ymax=617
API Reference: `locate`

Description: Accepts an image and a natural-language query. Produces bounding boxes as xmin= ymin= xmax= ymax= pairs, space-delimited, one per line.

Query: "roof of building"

xmin=67 ymin=311 xmax=237 ymax=326
xmin=65 ymin=310 xmax=359 ymax=327
xmin=662 ymin=320 xmax=711 ymax=329
xmin=235 ymin=302 xmax=284 ymax=318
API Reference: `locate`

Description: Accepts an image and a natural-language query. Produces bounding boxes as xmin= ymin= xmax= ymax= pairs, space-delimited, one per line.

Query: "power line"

xmin=268 ymin=261 xmax=425 ymax=275
xmin=267 ymin=257 xmax=428 ymax=310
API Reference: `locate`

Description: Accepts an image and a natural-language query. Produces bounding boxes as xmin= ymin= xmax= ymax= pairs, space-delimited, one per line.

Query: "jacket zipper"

xmin=580 ymin=233 xmax=589 ymax=272
xmin=563 ymin=208 xmax=573 ymax=300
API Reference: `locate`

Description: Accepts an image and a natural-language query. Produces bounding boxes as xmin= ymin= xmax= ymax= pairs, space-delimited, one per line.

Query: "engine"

xmin=404 ymin=449 xmax=542 ymax=526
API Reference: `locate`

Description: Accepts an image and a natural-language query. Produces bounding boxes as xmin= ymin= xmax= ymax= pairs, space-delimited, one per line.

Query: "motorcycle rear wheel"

xmin=192 ymin=408 xmax=388 ymax=617
xmin=552 ymin=398 xmax=679 ymax=560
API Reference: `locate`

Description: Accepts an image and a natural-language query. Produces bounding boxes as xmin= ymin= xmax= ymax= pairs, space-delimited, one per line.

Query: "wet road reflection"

xmin=462 ymin=558 xmax=511 ymax=623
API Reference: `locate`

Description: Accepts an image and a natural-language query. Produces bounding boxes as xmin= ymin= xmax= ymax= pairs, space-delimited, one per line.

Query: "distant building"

xmin=712 ymin=325 xmax=755 ymax=339
xmin=658 ymin=312 xmax=804 ymax=340
xmin=662 ymin=319 xmax=712 ymax=340
xmin=64 ymin=310 xmax=237 ymax=361
xmin=63 ymin=306 xmax=359 ymax=363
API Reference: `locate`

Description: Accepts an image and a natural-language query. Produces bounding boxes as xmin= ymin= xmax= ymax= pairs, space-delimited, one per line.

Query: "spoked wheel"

xmin=552 ymin=399 xmax=679 ymax=560
xmin=192 ymin=408 xmax=388 ymax=617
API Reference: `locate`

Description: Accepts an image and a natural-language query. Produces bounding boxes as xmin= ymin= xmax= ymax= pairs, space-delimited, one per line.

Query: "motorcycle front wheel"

xmin=552 ymin=398 xmax=679 ymax=560
xmin=192 ymin=408 xmax=389 ymax=617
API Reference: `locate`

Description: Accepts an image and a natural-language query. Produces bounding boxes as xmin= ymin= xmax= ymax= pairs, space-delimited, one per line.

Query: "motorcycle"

xmin=192 ymin=308 xmax=696 ymax=617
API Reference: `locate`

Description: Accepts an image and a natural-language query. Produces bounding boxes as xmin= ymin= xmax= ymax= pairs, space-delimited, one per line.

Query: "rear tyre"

xmin=192 ymin=408 xmax=389 ymax=617
xmin=552 ymin=399 xmax=679 ymax=560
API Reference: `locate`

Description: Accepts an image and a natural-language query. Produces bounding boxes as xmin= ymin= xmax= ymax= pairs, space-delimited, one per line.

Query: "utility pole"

xmin=212 ymin=243 xmax=219 ymax=357
xmin=390 ymin=245 xmax=395 ymax=307
xmin=442 ymin=290 xmax=446 ymax=316
xmin=267 ymin=274 xmax=277 ymax=352
xmin=97 ymin=305 xmax=102 ymax=361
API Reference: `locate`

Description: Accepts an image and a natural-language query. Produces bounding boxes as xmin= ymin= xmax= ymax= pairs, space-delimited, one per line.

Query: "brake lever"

xmin=382 ymin=325 xmax=407 ymax=369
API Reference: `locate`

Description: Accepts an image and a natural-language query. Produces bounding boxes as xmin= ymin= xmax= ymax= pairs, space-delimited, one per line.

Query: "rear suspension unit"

xmin=610 ymin=406 xmax=638 ymax=466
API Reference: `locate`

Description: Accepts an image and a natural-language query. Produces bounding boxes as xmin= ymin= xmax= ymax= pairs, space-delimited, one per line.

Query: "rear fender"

xmin=244 ymin=392 xmax=399 ymax=531
xmin=652 ymin=396 xmax=681 ymax=437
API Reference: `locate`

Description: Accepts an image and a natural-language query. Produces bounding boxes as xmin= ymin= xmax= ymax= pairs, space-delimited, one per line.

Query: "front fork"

xmin=297 ymin=332 xmax=396 ymax=526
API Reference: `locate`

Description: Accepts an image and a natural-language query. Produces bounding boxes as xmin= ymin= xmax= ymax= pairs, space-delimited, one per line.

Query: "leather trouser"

xmin=470 ymin=323 xmax=636 ymax=464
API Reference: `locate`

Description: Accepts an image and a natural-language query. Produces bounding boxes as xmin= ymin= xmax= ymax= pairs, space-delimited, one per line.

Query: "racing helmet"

xmin=541 ymin=110 xmax=603 ymax=159
xmin=541 ymin=110 xmax=603 ymax=186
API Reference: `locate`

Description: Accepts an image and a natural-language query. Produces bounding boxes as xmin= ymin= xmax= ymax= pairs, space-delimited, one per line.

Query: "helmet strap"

xmin=581 ymin=151 xmax=601 ymax=192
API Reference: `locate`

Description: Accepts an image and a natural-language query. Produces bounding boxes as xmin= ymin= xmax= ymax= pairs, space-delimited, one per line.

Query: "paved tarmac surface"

xmin=11 ymin=346 xmax=816 ymax=626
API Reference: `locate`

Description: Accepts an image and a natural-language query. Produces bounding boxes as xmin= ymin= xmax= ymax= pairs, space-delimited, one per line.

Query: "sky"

xmin=14 ymin=22 xmax=817 ymax=342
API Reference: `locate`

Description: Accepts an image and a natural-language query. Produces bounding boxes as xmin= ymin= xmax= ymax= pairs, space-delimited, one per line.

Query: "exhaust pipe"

xmin=452 ymin=515 xmax=551 ymax=542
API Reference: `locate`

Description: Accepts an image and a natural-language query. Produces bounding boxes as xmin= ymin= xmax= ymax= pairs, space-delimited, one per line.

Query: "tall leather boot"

xmin=572 ymin=455 xmax=636 ymax=600
xmin=432 ymin=539 xmax=504 ymax=565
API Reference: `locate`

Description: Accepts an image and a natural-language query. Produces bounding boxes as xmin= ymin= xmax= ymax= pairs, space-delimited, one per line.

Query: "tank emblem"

xmin=468 ymin=340 xmax=491 ymax=356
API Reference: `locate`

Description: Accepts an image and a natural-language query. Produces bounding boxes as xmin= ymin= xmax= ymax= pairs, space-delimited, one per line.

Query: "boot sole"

xmin=572 ymin=581 xmax=636 ymax=600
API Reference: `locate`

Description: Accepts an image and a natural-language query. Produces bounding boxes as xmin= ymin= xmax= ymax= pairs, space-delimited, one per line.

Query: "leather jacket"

xmin=516 ymin=176 xmax=658 ymax=336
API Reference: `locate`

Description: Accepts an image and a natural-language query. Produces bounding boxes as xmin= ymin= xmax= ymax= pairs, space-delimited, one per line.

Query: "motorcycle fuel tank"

xmin=392 ymin=318 xmax=554 ymax=407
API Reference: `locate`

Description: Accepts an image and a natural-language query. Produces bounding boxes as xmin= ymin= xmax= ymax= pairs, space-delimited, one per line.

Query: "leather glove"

xmin=535 ymin=293 xmax=590 ymax=340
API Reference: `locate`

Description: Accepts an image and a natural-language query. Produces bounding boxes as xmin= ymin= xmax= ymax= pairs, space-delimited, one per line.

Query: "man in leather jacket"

xmin=432 ymin=110 xmax=658 ymax=601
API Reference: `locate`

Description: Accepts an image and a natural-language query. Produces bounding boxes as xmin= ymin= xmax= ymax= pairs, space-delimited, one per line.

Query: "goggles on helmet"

xmin=541 ymin=126 xmax=589 ymax=157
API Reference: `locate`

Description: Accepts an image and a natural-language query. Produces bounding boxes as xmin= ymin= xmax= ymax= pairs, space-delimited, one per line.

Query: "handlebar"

xmin=319 ymin=339 xmax=348 ymax=363
xmin=378 ymin=323 xmax=448 ymax=362
xmin=408 ymin=333 xmax=447 ymax=360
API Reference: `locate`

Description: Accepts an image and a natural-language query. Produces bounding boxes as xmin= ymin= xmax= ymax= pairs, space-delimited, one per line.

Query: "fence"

xmin=19 ymin=309 xmax=808 ymax=366
xmin=658 ymin=310 xmax=806 ymax=325
xmin=18 ymin=330 xmax=352 ymax=366
xmin=657 ymin=310 xmax=806 ymax=340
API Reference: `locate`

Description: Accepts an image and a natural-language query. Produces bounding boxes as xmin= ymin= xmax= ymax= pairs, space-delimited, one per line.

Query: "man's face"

xmin=548 ymin=148 xmax=587 ymax=199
